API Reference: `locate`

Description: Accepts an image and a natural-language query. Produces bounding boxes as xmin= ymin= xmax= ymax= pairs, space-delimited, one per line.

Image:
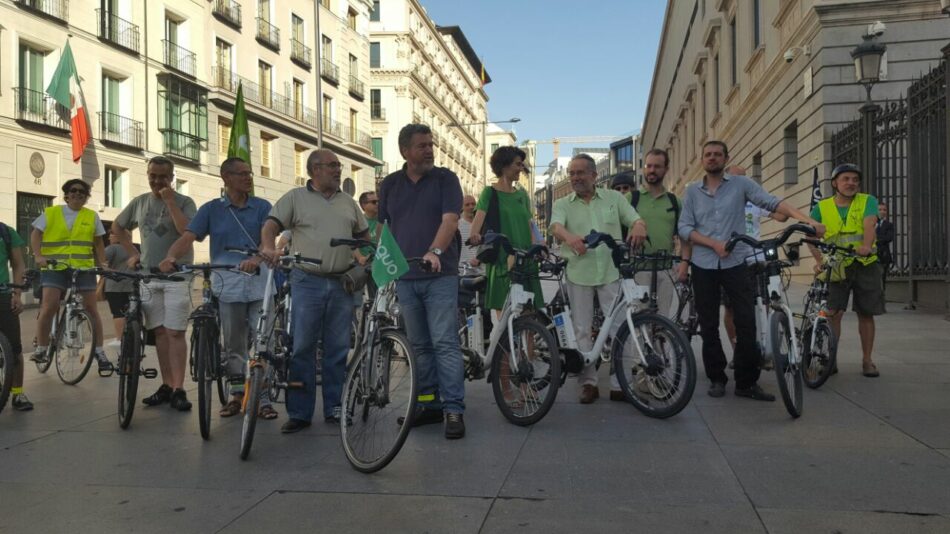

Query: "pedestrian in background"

xmin=876 ymin=202 xmax=895 ymax=291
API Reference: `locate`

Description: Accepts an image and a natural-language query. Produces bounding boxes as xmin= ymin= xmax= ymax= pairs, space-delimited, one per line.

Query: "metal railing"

xmin=98 ymin=111 xmax=143 ymax=149
xmin=256 ymin=17 xmax=280 ymax=50
xmin=212 ymin=66 xmax=319 ymax=130
xmin=14 ymin=87 xmax=70 ymax=130
xmin=14 ymin=0 xmax=68 ymax=21
xmin=160 ymin=129 xmax=202 ymax=161
xmin=212 ymin=0 xmax=241 ymax=27
xmin=96 ymin=9 xmax=139 ymax=53
xmin=323 ymin=116 xmax=344 ymax=139
xmin=291 ymin=39 xmax=312 ymax=67
xmin=321 ymin=57 xmax=340 ymax=84
xmin=348 ymin=75 xmax=365 ymax=99
xmin=163 ymin=40 xmax=196 ymax=77
xmin=371 ymin=105 xmax=386 ymax=120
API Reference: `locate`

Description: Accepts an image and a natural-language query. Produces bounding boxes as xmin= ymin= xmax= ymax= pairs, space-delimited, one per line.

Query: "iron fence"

xmin=213 ymin=0 xmax=241 ymax=28
xmin=98 ymin=111 xmax=143 ymax=150
xmin=163 ymin=40 xmax=196 ymax=77
xmin=14 ymin=87 xmax=70 ymax=130
xmin=14 ymin=0 xmax=67 ymax=21
xmin=321 ymin=58 xmax=340 ymax=85
xmin=291 ymin=39 xmax=312 ymax=68
xmin=256 ymin=17 xmax=280 ymax=50
xmin=96 ymin=9 xmax=140 ymax=53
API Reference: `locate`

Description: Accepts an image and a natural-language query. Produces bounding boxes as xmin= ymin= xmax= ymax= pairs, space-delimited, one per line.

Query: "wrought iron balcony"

xmin=256 ymin=17 xmax=280 ymax=50
xmin=321 ymin=58 xmax=340 ymax=85
xmin=14 ymin=87 xmax=70 ymax=130
xmin=14 ymin=0 xmax=68 ymax=22
xmin=163 ymin=40 xmax=196 ymax=77
xmin=212 ymin=0 xmax=241 ymax=28
xmin=348 ymin=75 xmax=365 ymax=100
xmin=371 ymin=105 xmax=386 ymax=120
xmin=211 ymin=66 xmax=320 ymax=130
xmin=98 ymin=111 xmax=143 ymax=150
xmin=161 ymin=128 xmax=202 ymax=162
xmin=95 ymin=10 xmax=140 ymax=53
xmin=291 ymin=39 xmax=312 ymax=68
xmin=322 ymin=116 xmax=344 ymax=139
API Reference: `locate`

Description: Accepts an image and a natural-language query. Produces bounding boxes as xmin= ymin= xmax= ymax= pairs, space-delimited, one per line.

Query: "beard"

xmin=704 ymin=163 xmax=725 ymax=175
xmin=645 ymin=173 xmax=664 ymax=184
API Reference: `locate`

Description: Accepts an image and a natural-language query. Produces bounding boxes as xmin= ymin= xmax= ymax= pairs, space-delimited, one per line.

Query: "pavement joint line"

xmin=213 ymin=489 xmax=282 ymax=534
xmin=477 ymin=417 xmax=534 ymax=534
xmin=825 ymin=381 xmax=938 ymax=451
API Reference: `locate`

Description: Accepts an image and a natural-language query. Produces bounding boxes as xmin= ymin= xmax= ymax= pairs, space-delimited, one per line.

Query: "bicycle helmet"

xmin=831 ymin=163 xmax=862 ymax=181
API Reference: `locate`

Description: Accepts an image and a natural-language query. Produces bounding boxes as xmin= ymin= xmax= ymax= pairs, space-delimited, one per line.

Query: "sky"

xmin=422 ymin=0 xmax=667 ymax=169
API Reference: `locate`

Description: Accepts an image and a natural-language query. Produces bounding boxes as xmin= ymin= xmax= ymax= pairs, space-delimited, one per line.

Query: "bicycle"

xmin=541 ymin=232 xmax=697 ymax=419
xmin=673 ymin=273 xmax=699 ymax=339
xmin=0 ymin=271 xmax=37 ymax=414
xmin=100 ymin=269 xmax=180 ymax=428
xmin=724 ymin=223 xmax=818 ymax=418
xmin=226 ymin=247 xmax=321 ymax=460
xmin=792 ymin=238 xmax=855 ymax=389
xmin=457 ymin=232 xmax=560 ymax=426
xmin=33 ymin=259 xmax=105 ymax=385
xmin=330 ymin=237 xmax=421 ymax=474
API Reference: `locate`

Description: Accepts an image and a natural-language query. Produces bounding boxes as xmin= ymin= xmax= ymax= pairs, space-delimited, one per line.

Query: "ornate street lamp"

xmin=851 ymin=34 xmax=887 ymax=106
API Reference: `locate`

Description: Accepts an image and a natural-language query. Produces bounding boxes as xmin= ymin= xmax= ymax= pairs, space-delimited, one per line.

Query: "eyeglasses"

xmin=67 ymin=188 xmax=89 ymax=196
xmin=315 ymin=162 xmax=343 ymax=170
xmin=567 ymin=171 xmax=589 ymax=177
xmin=614 ymin=185 xmax=631 ymax=192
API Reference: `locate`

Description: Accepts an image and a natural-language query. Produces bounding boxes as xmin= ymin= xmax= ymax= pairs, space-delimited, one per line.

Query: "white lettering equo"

xmin=376 ymin=245 xmax=399 ymax=275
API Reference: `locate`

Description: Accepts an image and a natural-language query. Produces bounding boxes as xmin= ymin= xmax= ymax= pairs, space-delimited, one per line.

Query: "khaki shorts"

xmin=142 ymin=278 xmax=193 ymax=331
xmin=828 ymin=261 xmax=885 ymax=316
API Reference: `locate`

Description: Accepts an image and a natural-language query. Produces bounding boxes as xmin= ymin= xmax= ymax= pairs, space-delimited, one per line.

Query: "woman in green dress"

xmin=468 ymin=146 xmax=544 ymax=315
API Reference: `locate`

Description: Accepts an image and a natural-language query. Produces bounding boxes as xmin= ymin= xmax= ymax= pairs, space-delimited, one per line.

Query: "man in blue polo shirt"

xmin=378 ymin=123 xmax=466 ymax=439
xmin=159 ymin=157 xmax=277 ymax=420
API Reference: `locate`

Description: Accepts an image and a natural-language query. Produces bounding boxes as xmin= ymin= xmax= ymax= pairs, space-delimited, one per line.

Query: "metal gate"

xmin=16 ymin=192 xmax=52 ymax=269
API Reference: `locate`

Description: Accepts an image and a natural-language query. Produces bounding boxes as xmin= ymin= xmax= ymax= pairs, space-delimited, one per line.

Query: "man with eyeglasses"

xmin=549 ymin=154 xmax=647 ymax=404
xmin=31 ymin=179 xmax=111 ymax=376
xmin=354 ymin=191 xmax=380 ymax=266
xmin=457 ymin=194 xmax=481 ymax=273
xmin=159 ymin=157 xmax=278 ymax=420
xmin=113 ymin=156 xmax=198 ymax=411
xmin=260 ymin=149 xmax=370 ymax=434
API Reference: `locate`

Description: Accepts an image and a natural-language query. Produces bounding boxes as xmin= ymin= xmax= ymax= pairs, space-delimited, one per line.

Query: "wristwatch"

xmin=428 ymin=247 xmax=443 ymax=256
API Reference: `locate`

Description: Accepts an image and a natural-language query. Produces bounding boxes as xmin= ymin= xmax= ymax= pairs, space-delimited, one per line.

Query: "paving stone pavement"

xmin=2 ymin=284 xmax=949 ymax=533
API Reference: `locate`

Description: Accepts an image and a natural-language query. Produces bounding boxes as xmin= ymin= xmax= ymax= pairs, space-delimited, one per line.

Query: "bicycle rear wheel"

xmin=802 ymin=320 xmax=837 ymax=389
xmin=490 ymin=316 xmax=560 ymax=426
xmin=771 ymin=311 xmax=803 ymax=418
xmin=117 ymin=320 xmax=143 ymax=429
xmin=35 ymin=314 xmax=62 ymax=374
xmin=240 ymin=364 xmax=264 ymax=460
xmin=613 ymin=313 xmax=696 ymax=419
xmin=0 ymin=333 xmax=14 ymax=414
xmin=215 ymin=337 xmax=227 ymax=406
xmin=55 ymin=310 xmax=96 ymax=385
xmin=341 ymin=329 xmax=416 ymax=474
xmin=193 ymin=324 xmax=216 ymax=440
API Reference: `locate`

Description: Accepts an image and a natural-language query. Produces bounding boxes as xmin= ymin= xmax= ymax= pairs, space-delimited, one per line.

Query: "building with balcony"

xmin=0 ymin=0 xmax=380 ymax=263
xmin=368 ymin=0 xmax=489 ymax=194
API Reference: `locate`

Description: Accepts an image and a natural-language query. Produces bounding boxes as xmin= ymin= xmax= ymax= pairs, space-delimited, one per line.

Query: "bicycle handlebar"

xmin=482 ymin=232 xmax=549 ymax=260
xmin=225 ymin=246 xmax=323 ymax=266
xmin=798 ymin=238 xmax=858 ymax=257
xmin=329 ymin=237 xmax=375 ymax=250
xmin=724 ymin=223 xmax=816 ymax=253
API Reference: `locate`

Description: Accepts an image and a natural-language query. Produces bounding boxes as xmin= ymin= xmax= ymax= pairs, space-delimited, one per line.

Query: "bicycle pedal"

xmin=141 ymin=368 xmax=158 ymax=379
xmin=98 ymin=367 xmax=115 ymax=378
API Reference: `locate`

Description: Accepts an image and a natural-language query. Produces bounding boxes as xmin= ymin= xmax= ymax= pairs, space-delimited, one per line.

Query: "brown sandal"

xmin=219 ymin=399 xmax=242 ymax=417
xmin=862 ymin=362 xmax=880 ymax=378
xmin=259 ymin=404 xmax=279 ymax=420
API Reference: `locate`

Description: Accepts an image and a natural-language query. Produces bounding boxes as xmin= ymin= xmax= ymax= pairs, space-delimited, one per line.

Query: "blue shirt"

xmin=378 ymin=165 xmax=463 ymax=279
xmin=678 ymin=175 xmax=780 ymax=270
xmin=188 ymin=195 xmax=272 ymax=303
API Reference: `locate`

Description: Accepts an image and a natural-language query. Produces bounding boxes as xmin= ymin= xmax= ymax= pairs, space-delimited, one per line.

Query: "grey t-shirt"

xmin=104 ymin=243 xmax=134 ymax=292
xmin=115 ymin=192 xmax=197 ymax=268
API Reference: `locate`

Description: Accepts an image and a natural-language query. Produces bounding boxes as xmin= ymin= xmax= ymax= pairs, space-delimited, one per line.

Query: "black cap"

xmin=61 ymin=178 xmax=90 ymax=194
xmin=831 ymin=163 xmax=862 ymax=181
xmin=611 ymin=172 xmax=636 ymax=189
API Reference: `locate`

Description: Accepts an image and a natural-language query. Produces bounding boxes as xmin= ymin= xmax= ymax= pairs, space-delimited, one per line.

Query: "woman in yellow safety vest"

xmin=29 ymin=178 xmax=112 ymax=375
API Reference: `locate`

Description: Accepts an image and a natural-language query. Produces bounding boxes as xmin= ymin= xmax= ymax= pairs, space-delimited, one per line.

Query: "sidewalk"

xmin=1 ymin=285 xmax=949 ymax=533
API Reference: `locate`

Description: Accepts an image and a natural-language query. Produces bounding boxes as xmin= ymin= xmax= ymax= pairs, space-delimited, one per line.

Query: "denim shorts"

xmin=40 ymin=270 xmax=97 ymax=292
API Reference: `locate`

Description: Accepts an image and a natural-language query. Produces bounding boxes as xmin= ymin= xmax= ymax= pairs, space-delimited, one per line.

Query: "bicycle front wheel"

xmin=802 ymin=320 xmax=837 ymax=389
xmin=341 ymin=328 xmax=416 ymax=474
xmin=0 ymin=333 xmax=15 ymax=414
xmin=193 ymin=324 xmax=216 ymax=440
xmin=490 ymin=316 xmax=560 ymax=426
xmin=771 ymin=310 xmax=803 ymax=418
xmin=55 ymin=310 xmax=96 ymax=385
xmin=240 ymin=364 xmax=264 ymax=460
xmin=117 ymin=320 xmax=143 ymax=429
xmin=613 ymin=313 xmax=696 ymax=419
xmin=36 ymin=314 xmax=63 ymax=374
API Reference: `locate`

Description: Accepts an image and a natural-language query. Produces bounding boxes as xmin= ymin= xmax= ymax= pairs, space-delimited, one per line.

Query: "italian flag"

xmin=46 ymin=41 xmax=90 ymax=162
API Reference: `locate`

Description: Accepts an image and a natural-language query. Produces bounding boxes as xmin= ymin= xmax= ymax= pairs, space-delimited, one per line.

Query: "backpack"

xmin=631 ymin=190 xmax=681 ymax=228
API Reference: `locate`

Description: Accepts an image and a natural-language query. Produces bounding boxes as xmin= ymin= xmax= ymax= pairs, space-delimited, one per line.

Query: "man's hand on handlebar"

xmin=258 ymin=245 xmax=278 ymax=267
xmin=712 ymin=240 xmax=729 ymax=258
xmin=158 ymin=257 xmax=178 ymax=273
xmin=856 ymin=244 xmax=873 ymax=257
xmin=675 ymin=261 xmax=689 ymax=282
xmin=627 ymin=220 xmax=648 ymax=248
xmin=565 ymin=233 xmax=587 ymax=256
xmin=810 ymin=221 xmax=826 ymax=238
xmin=423 ymin=251 xmax=442 ymax=273
xmin=239 ymin=256 xmax=262 ymax=273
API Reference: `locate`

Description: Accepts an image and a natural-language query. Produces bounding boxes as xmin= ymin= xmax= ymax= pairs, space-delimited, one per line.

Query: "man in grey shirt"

xmin=678 ymin=141 xmax=823 ymax=401
xmin=113 ymin=156 xmax=198 ymax=411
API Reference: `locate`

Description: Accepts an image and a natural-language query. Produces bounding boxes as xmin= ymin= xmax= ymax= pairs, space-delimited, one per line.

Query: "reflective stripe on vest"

xmin=39 ymin=206 xmax=97 ymax=268
xmin=817 ymin=194 xmax=877 ymax=267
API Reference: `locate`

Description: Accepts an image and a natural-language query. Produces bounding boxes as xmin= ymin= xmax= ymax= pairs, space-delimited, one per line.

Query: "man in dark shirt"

xmin=378 ymin=123 xmax=466 ymax=439
xmin=876 ymin=202 xmax=895 ymax=290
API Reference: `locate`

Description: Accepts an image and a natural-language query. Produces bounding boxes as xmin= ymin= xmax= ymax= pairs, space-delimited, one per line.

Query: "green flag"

xmin=372 ymin=223 xmax=409 ymax=286
xmin=227 ymin=83 xmax=250 ymax=163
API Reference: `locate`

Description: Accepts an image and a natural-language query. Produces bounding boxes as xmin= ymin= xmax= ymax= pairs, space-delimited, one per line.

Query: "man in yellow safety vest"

xmin=807 ymin=164 xmax=884 ymax=378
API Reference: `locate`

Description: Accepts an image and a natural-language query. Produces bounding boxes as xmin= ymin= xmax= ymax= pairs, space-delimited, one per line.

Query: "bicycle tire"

xmin=55 ymin=310 xmax=96 ymax=385
xmin=117 ymin=320 xmax=143 ymax=429
xmin=771 ymin=310 xmax=803 ymax=418
xmin=194 ymin=324 xmax=215 ymax=440
xmin=35 ymin=313 xmax=62 ymax=374
xmin=613 ymin=313 xmax=696 ymax=419
xmin=490 ymin=316 xmax=560 ymax=426
xmin=0 ymin=333 xmax=15 ymax=414
xmin=802 ymin=320 xmax=837 ymax=389
xmin=341 ymin=328 xmax=416 ymax=474
xmin=215 ymin=336 xmax=227 ymax=406
xmin=239 ymin=364 xmax=264 ymax=460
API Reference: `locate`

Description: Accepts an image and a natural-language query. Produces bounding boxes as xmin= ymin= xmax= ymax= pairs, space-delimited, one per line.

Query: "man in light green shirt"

xmin=549 ymin=154 xmax=646 ymax=404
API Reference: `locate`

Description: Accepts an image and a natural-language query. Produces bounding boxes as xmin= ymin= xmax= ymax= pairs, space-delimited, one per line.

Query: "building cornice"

xmin=703 ymin=17 xmax=722 ymax=49
xmin=692 ymin=50 xmax=708 ymax=75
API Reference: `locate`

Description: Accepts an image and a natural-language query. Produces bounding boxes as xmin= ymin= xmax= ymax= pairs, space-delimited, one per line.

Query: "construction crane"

xmin=524 ymin=136 xmax=621 ymax=160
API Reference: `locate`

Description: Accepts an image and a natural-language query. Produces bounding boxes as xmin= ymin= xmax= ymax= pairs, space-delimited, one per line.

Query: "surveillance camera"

xmin=784 ymin=50 xmax=795 ymax=63
xmin=867 ymin=21 xmax=886 ymax=37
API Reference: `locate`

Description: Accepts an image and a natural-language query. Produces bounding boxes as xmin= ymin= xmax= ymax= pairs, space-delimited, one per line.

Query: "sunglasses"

xmin=364 ymin=200 xmax=379 ymax=205
xmin=68 ymin=188 xmax=89 ymax=196
xmin=614 ymin=185 xmax=631 ymax=192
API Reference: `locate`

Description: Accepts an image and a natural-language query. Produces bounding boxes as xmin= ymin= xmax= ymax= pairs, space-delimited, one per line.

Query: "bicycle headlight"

xmin=389 ymin=302 xmax=401 ymax=317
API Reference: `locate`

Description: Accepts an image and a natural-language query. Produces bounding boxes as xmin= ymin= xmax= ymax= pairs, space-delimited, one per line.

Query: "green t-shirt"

xmin=475 ymin=186 xmax=534 ymax=249
xmin=625 ymin=189 xmax=682 ymax=255
xmin=360 ymin=217 xmax=379 ymax=256
xmin=0 ymin=224 xmax=27 ymax=286
xmin=809 ymin=195 xmax=879 ymax=224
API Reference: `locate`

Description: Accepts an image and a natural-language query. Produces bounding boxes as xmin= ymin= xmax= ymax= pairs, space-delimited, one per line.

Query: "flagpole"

xmin=313 ymin=1 xmax=324 ymax=149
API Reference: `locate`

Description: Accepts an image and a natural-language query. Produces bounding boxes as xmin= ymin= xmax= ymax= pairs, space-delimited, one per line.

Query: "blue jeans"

xmin=396 ymin=275 xmax=465 ymax=414
xmin=287 ymin=270 xmax=352 ymax=422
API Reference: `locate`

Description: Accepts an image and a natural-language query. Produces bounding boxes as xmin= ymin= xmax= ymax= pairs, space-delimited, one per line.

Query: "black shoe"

xmin=397 ymin=406 xmax=444 ymax=427
xmin=169 ymin=389 xmax=192 ymax=411
xmin=12 ymin=393 xmax=34 ymax=411
xmin=281 ymin=418 xmax=312 ymax=434
xmin=445 ymin=413 xmax=465 ymax=439
xmin=142 ymin=384 xmax=173 ymax=406
xmin=708 ymin=382 xmax=726 ymax=398
xmin=324 ymin=406 xmax=352 ymax=426
xmin=735 ymin=384 xmax=776 ymax=402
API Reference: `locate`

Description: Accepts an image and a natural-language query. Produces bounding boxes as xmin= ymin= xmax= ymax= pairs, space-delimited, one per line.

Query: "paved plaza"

xmin=2 ymin=284 xmax=950 ymax=533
